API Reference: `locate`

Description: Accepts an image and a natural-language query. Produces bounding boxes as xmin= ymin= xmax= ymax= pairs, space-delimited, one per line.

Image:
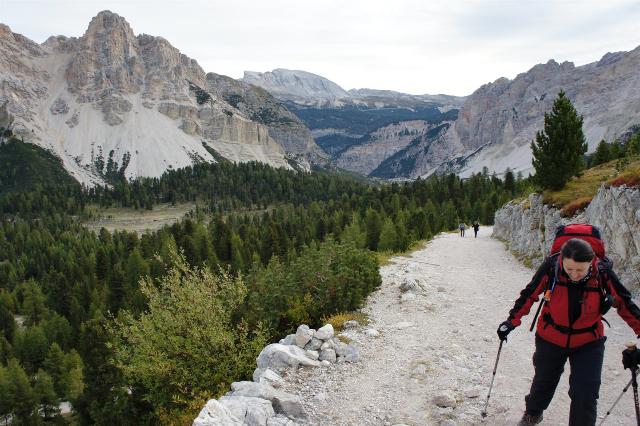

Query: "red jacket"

xmin=508 ymin=254 xmax=640 ymax=348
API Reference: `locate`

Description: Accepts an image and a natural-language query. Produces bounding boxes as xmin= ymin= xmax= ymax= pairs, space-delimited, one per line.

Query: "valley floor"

xmin=283 ymin=228 xmax=637 ymax=425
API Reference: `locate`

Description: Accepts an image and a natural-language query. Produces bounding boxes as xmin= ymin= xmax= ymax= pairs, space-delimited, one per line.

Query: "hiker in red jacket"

xmin=497 ymin=238 xmax=640 ymax=426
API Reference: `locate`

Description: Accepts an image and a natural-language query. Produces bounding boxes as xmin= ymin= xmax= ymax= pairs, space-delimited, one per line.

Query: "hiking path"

xmin=283 ymin=228 xmax=637 ymax=425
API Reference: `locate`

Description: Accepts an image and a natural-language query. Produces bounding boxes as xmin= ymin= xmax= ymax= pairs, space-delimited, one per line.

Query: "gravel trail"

xmin=284 ymin=228 xmax=637 ymax=425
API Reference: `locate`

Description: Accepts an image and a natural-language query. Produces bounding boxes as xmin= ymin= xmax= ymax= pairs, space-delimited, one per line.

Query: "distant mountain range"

xmin=244 ymin=52 xmax=640 ymax=178
xmin=1 ymin=10 xmax=639 ymax=184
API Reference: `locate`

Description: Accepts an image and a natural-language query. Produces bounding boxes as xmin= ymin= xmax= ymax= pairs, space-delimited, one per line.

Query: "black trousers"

xmin=525 ymin=335 xmax=605 ymax=426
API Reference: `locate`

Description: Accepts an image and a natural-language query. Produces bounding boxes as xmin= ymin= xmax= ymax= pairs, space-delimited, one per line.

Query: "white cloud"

xmin=2 ymin=0 xmax=639 ymax=96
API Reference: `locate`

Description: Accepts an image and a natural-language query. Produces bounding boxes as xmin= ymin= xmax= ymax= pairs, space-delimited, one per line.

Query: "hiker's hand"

xmin=497 ymin=321 xmax=514 ymax=342
xmin=622 ymin=346 xmax=640 ymax=370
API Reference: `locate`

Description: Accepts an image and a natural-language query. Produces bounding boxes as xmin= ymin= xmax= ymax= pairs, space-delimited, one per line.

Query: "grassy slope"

xmin=542 ymin=156 xmax=640 ymax=216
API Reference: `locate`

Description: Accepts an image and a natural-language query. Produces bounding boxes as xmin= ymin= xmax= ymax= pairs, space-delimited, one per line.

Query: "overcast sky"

xmin=2 ymin=0 xmax=639 ymax=96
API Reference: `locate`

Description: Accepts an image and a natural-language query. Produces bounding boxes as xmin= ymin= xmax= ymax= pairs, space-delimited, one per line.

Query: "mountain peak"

xmin=83 ymin=10 xmax=136 ymax=43
xmin=242 ymin=68 xmax=350 ymax=102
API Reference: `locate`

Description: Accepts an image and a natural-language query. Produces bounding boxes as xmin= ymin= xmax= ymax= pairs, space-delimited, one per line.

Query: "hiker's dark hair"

xmin=561 ymin=238 xmax=595 ymax=262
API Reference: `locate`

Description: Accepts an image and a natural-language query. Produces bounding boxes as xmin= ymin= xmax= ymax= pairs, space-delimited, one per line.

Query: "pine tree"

xmin=377 ymin=218 xmax=397 ymax=252
xmin=591 ymin=139 xmax=611 ymax=166
xmin=504 ymin=168 xmax=515 ymax=195
xmin=530 ymin=90 xmax=587 ymax=190
xmin=34 ymin=369 xmax=60 ymax=420
xmin=6 ymin=358 xmax=37 ymax=424
xmin=0 ymin=364 xmax=12 ymax=423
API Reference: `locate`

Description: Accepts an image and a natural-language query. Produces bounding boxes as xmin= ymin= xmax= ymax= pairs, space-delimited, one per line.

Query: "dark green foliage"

xmin=286 ymin=101 xmax=458 ymax=135
xmin=0 ymin=138 xmax=77 ymax=195
xmin=0 ymin=304 xmax=14 ymax=341
xmin=6 ymin=358 xmax=37 ymax=424
xmin=591 ymin=139 xmax=611 ymax=166
xmin=187 ymin=81 xmax=212 ymax=105
xmin=531 ymin=91 xmax=588 ymax=190
xmin=34 ymin=369 xmax=60 ymax=420
xmin=315 ymin=134 xmax=361 ymax=156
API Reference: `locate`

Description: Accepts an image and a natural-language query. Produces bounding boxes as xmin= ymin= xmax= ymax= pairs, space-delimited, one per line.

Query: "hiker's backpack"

xmin=529 ymin=223 xmax=613 ymax=331
xmin=550 ymin=224 xmax=605 ymax=258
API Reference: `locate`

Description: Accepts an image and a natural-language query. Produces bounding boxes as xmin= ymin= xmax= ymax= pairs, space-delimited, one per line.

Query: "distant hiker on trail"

xmin=496 ymin=230 xmax=640 ymax=426
xmin=459 ymin=222 xmax=465 ymax=237
xmin=473 ymin=222 xmax=480 ymax=238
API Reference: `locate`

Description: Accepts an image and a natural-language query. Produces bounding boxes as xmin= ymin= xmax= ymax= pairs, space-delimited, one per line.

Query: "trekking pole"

xmin=597 ymin=376 xmax=634 ymax=426
xmin=529 ymin=298 xmax=545 ymax=331
xmin=627 ymin=342 xmax=640 ymax=425
xmin=481 ymin=340 xmax=503 ymax=418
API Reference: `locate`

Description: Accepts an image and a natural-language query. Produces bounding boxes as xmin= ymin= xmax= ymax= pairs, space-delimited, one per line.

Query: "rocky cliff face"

xmin=332 ymin=120 xmax=434 ymax=176
xmin=493 ymin=185 xmax=640 ymax=289
xmin=0 ymin=11 xmax=320 ymax=185
xmin=435 ymin=49 xmax=640 ymax=179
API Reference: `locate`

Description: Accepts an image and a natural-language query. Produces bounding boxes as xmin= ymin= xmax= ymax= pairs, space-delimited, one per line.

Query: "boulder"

xmin=230 ymin=381 xmax=307 ymax=420
xmin=193 ymin=399 xmax=243 ymax=426
xmin=319 ymin=349 xmax=337 ymax=363
xmin=303 ymin=337 xmax=323 ymax=351
xmin=219 ymin=395 xmax=275 ymax=426
xmin=279 ymin=334 xmax=296 ymax=346
xmin=294 ymin=325 xmax=314 ymax=348
xmin=315 ymin=324 xmax=334 ymax=340
xmin=256 ymin=344 xmax=320 ymax=371
xmin=254 ymin=368 xmax=286 ymax=388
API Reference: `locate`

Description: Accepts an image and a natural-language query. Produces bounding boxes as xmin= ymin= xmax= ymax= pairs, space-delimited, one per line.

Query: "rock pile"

xmin=194 ymin=324 xmax=359 ymax=425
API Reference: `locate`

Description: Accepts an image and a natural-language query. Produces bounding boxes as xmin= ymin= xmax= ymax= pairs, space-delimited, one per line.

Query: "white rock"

xmin=320 ymin=340 xmax=336 ymax=351
xmin=279 ymin=334 xmax=296 ymax=346
xmin=294 ymin=325 xmax=314 ymax=348
xmin=305 ymin=350 xmax=319 ymax=361
xmin=321 ymin=360 xmax=332 ymax=367
xmin=315 ymin=324 xmax=334 ymax=340
xmin=303 ymin=337 xmax=323 ymax=351
xmin=256 ymin=344 xmax=320 ymax=372
xmin=319 ymin=348 xmax=337 ymax=363
xmin=364 ymin=329 xmax=380 ymax=337
xmin=399 ymin=278 xmax=418 ymax=292
xmin=193 ymin=399 xmax=243 ymax=426
xmin=230 ymin=381 xmax=307 ymax=420
xmin=257 ymin=369 xmax=286 ymax=389
xmin=219 ymin=395 xmax=275 ymax=426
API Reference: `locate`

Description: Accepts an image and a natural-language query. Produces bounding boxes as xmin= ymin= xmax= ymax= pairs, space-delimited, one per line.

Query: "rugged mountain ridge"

xmin=245 ymin=49 xmax=640 ymax=180
xmin=0 ymin=11 xmax=320 ymax=185
xmin=242 ymin=68 xmax=464 ymax=177
xmin=436 ymin=50 xmax=640 ymax=178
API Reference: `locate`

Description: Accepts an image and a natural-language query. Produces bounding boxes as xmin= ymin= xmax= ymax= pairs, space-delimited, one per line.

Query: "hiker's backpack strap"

xmin=597 ymin=258 xmax=616 ymax=317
